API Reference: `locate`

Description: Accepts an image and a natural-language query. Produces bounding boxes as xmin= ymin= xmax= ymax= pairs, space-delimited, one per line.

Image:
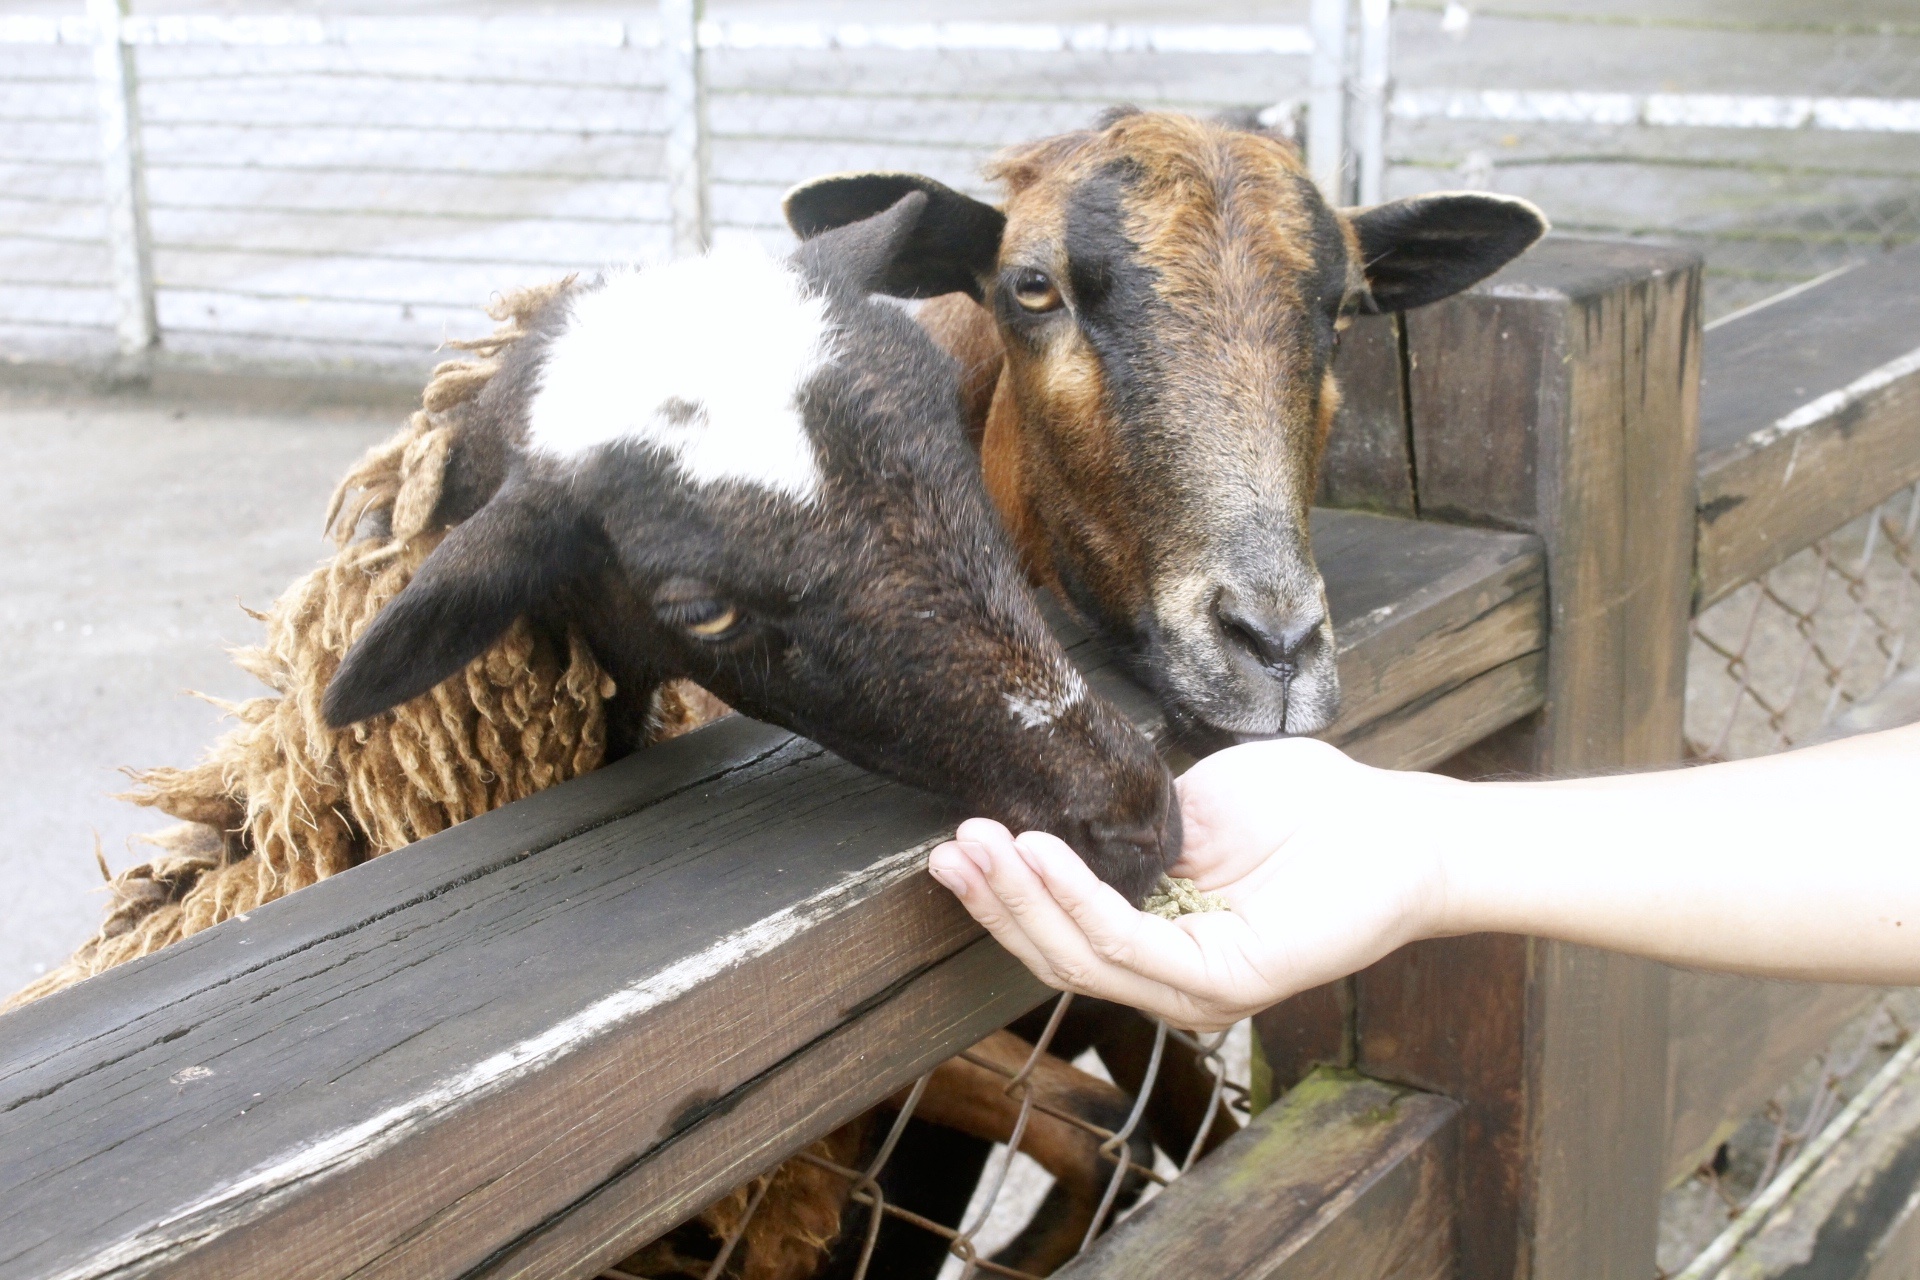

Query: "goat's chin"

xmin=1160 ymin=665 xmax=1341 ymax=748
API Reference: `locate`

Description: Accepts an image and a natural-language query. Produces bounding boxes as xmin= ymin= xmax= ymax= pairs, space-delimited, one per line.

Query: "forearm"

xmin=1426 ymin=723 xmax=1920 ymax=982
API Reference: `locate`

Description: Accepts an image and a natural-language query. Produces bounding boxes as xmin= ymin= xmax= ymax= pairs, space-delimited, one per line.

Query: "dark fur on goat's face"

xmin=785 ymin=111 xmax=1546 ymax=743
xmin=321 ymin=196 xmax=1177 ymax=902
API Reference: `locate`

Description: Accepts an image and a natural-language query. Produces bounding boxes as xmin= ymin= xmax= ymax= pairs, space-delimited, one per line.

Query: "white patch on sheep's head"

xmin=524 ymin=247 xmax=836 ymax=502
xmin=1005 ymin=666 xmax=1090 ymax=730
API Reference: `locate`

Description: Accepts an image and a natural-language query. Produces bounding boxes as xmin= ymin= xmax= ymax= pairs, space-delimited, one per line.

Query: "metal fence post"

xmin=87 ymin=0 xmax=157 ymax=369
xmin=1354 ymin=0 xmax=1392 ymax=205
xmin=661 ymin=0 xmax=710 ymax=258
xmin=1307 ymin=0 xmax=1350 ymax=203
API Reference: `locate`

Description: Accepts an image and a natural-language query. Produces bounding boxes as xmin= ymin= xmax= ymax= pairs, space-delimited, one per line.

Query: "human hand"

xmin=926 ymin=737 xmax=1454 ymax=1030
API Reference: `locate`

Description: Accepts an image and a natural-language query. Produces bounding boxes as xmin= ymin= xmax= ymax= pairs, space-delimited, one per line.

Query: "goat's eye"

xmin=1010 ymin=269 xmax=1063 ymax=313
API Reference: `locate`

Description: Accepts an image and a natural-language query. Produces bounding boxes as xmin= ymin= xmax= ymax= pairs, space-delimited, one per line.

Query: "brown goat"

xmin=786 ymin=108 xmax=1547 ymax=746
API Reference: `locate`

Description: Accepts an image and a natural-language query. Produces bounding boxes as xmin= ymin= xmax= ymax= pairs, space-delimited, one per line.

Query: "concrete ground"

xmin=0 ymin=380 xmax=394 ymax=996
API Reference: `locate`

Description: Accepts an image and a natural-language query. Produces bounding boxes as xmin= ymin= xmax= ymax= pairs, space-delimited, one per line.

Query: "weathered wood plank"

xmin=1315 ymin=510 xmax=1545 ymax=749
xmin=0 ymin=504 xmax=1550 ymax=1280
xmin=1054 ymin=1069 xmax=1459 ymax=1280
xmin=1703 ymin=1043 xmax=1920 ymax=1280
xmin=1334 ymin=651 xmax=1546 ymax=771
xmin=1319 ymin=312 xmax=1416 ymax=516
xmin=0 ymin=722 xmax=1012 ymax=1280
xmin=1382 ymin=236 xmax=1702 ymax=1280
xmin=1665 ymin=974 xmax=1880 ymax=1184
xmin=1695 ymin=245 xmax=1920 ymax=608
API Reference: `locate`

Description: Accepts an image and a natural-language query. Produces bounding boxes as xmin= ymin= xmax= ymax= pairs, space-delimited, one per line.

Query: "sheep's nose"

xmin=1216 ymin=589 xmax=1324 ymax=673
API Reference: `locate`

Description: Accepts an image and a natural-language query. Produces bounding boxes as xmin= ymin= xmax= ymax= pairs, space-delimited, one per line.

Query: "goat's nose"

xmin=1216 ymin=590 xmax=1324 ymax=671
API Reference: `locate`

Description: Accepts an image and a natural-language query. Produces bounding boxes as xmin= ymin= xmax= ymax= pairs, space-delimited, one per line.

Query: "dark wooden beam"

xmin=1320 ymin=312 xmax=1418 ymax=517
xmin=1696 ymin=246 xmax=1920 ymax=608
xmin=1357 ymin=237 xmax=1704 ymax=1280
xmin=1664 ymin=973 xmax=1880 ymax=1184
xmin=1054 ymin=1069 xmax=1459 ymax=1280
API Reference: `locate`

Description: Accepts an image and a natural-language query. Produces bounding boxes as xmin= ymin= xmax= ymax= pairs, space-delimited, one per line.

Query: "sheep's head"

xmin=322 ymin=196 xmax=1179 ymax=902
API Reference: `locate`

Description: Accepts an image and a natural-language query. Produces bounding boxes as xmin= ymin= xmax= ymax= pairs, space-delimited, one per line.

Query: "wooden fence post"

xmin=1359 ymin=238 xmax=1702 ymax=1278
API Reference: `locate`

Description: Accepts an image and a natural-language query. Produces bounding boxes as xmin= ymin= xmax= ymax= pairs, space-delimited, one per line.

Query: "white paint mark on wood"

xmin=45 ymin=841 xmax=936 ymax=1280
xmin=1749 ymin=345 xmax=1920 ymax=457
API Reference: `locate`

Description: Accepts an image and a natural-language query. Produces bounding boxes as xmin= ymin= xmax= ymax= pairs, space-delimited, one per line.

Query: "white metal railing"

xmin=5 ymin=5 xmax=1395 ymax=372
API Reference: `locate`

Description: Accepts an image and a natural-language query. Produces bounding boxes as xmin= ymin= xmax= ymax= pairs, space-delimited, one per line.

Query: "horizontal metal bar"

xmin=695 ymin=20 xmax=1311 ymax=55
xmin=1389 ymin=152 xmax=1920 ymax=181
xmin=146 ymin=201 xmax=669 ymax=225
xmin=0 ymin=277 xmax=111 ymax=290
xmin=708 ymin=130 xmax=996 ymax=151
xmin=143 ymin=160 xmax=662 ymax=183
xmin=153 ymin=324 xmax=430 ymax=349
xmin=136 ymin=70 xmax=665 ymax=92
xmin=0 ymin=315 xmax=113 ymax=330
xmin=151 ymin=242 xmax=613 ymax=269
xmin=160 ymin=283 xmax=488 ymax=310
xmin=0 ymin=231 xmax=107 ymax=246
xmin=141 ymin=117 xmax=660 ymax=138
xmin=1392 ymin=89 xmax=1920 ymax=134
xmin=0 ymin=13 xmax=1310 ymax=56
xmin=1394 ymin=0 xmax=1920 ymax=39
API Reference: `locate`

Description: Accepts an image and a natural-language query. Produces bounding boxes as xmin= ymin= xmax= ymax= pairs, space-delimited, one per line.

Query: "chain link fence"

xmin=595 ymin=994 xmax=1252 ymax=1280
xmin=1687 ymin=484 xmax=1920 ymax=761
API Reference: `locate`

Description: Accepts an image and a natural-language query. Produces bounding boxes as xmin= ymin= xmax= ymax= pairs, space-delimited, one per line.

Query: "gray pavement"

xmin=0 ymin=381 xmax=394 ymax=996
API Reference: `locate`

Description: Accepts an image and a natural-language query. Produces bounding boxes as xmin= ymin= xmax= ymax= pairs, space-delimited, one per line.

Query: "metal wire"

xmin=1688 ymin=484 xmax=1920 ymax=760
xmin=606 ymin=994 xmax=1253 ymax=1280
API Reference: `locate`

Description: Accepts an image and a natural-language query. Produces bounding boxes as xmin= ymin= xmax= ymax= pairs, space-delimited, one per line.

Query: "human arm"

xmin=924 ymin=723 xmax=1920 ymax=1032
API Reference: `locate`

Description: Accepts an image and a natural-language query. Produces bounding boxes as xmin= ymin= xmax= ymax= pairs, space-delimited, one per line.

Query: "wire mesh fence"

xmin=1381 ymin=3 xmax=1920 ymax=321
xmin=598 ymin=995 xmax=1253 ymax=1280
xmin=1686 ymin=482 xmax=1920 ymax=761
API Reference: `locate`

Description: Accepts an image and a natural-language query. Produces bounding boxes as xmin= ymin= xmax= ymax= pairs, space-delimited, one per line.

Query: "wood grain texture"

xmin=1665 ymin=974 xmax=1881 ymax=1184
xmin=1319 ymin=312 xmax=1416 ymax=516
xmin=1254 ymin=980 xmax=1355 ymax=1099
xmin=0 ymin=507 xmax=1551 ymax=1280
xmin=1053 ymin=1069 xmax=1459 ymax=1280
xmin=1696 ymin=248 xmax=1920 ymax=607
xmin=1382 ymin=237 xmax=1704 ymax=1280
xmin=1713 ymin=1049 xmax=1920 ymax=1280
xmin=0 ymin=719 xmax=1033 ymax=1280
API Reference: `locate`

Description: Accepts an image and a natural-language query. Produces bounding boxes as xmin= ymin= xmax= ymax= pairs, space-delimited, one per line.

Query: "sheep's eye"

xmin=684 ymin=603 xmax=739 ymax=638
xmin=1011 ymin=269 xmax=1063 ymax=313
xmin=654 ymin=579 xmax=744 ymax=640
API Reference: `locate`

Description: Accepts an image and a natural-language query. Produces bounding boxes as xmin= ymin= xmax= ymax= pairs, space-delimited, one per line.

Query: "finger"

xmin=977 ymin=832 xmax=1227 ymax=1020
xmin=928 ymin=840 xmax=1071 ymax=989
xmin=1014 ymin=831 xmax=1241 ymax=998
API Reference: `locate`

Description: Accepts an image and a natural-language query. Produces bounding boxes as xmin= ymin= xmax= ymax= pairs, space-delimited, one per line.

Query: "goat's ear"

xmin=1349 ymin=192 xmax=1548 ymax=313
xmin=784 ymin=172 xmax=1005 ymax=302
xmin=322 ymin=484 xmax=594 ymax=728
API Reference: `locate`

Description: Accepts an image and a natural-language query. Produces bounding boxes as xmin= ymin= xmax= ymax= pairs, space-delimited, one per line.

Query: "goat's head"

xmin=785 ymin=110 xmax=1546 ymax=742
xmin=321 ymin=194 xmax=1177 ymax=901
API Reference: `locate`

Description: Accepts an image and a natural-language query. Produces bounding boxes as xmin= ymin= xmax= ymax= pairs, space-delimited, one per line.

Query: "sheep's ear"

xmin=322 ymin=484 xmax=594 ymax=728
xmin=1349 ymin=192 xmax=1548 ymax=313
xmin=785 ymin=172 xmax=1005 ymax=302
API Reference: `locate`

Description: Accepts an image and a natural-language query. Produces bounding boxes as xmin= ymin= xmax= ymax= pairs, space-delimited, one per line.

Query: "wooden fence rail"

xmin=2 ymin=236 xmax=1916 ymax=1280
xmin=0 ymin=508 xmax=1541 ymax=1278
